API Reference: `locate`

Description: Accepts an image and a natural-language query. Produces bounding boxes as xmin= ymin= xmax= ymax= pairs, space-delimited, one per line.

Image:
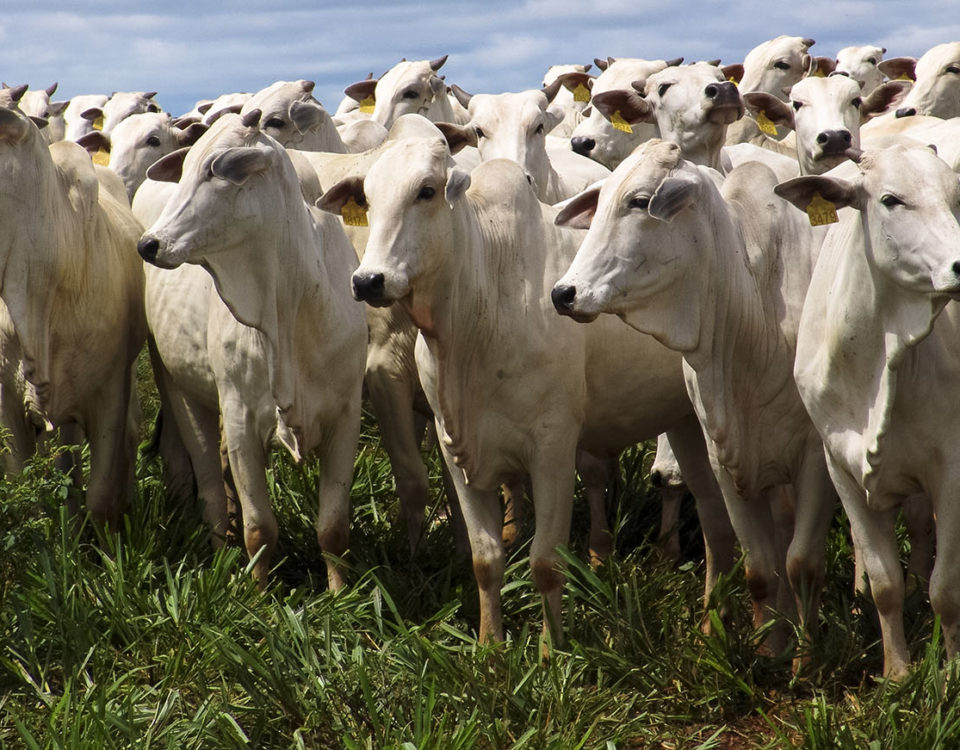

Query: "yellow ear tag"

xmin=573 ymin=83 xmax=591 ymax=103
xmin=813 ymin=68 xmax=826 ymax=78
xmin=806 ymin=191 xmax=839 ymax=226
xmin=92 ymin=148 xmax=110 ymax=166
xmin=92 ymin=116 xmax=104 ymax=131
xmin=341 ymin=197 xmax=368 ymax=227
xmin=358 ymin=96 xmax=375 ymax=114
xmin=755 ymin=110 xmax=779 ymax=136
xmin=610 ymin=110 xmax=633 ymax=133
xmin=728 ymin=77 xmax=739 ymax=86
xmin=897 ymin=73 xmax=914 ymax=81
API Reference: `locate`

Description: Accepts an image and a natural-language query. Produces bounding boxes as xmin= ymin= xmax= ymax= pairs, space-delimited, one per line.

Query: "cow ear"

xmin=344 ymin=79 xmax=378 ymax=104
xmin=316 ymin=176 xmax=366 ymax=215
xmin=76 ymin=131 xmax=111 ymax=154
xmin=591 ymin=89 xmax=654 ymax=125
xmin=49 ymin=100 xmax=69 ymax=116
xmin=177 ymin=121 xmax=208 ymax=147
xmin=721 ymin=64 xmax=744 ymax=84
xmin=742 ymin=92 xmax=795 ymax=129
xmin=147 ymin=147 xmax=190 ymax=183
xmin=554 ymin=187 xmax=600 ymax=229
xmin=289 ymin=98 xmax=326 ymax=133
xmin=649 ymin=173 xmax=700 ymax=223
xmin=775 ymin=174 xmax=860 ymax=212
xmin=878 ymin=56 xmax=917 ymax=82
xmin=445 ymin=167 xmax=471 ymax=205
xmin=81 ymin=106 xmax=103 ymax=122
xmin=544 ymin=105 xmax=565 ymax=134
xmin=29 ymin=116 xmax=48 ymax=130
xmin=0 ymin=108 xmax=31 ymax=143
xmin=435 ymin=121 xmax=477 ymax=154
xmin=860 ymin=80 xmax=911 ymax=120
xmin=196 ymin=100 xmax=214 ymax=115
xmin=813 ymin=56 xmax=837 ymax=76
xmin=210 ymin=146 xmax=275 ymax=185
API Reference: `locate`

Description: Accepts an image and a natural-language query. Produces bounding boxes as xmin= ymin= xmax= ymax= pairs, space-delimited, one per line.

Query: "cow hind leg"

xmin=577 ymin=450 xmax=613 ymax=567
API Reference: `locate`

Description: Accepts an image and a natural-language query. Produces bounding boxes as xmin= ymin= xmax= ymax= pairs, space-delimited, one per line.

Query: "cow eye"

xmin=773 ymin=61 xmax=791 ymax=70
xmin=147 ymin=103 xmax=161 ymax=113
xmin=265 ymin=118 xmax=286 ymax=129
xmin=880 ymin=193 xmax=905 ymax=207
xmin=402 ymin=89 xmax=419 ymax=99
xmin=474 ymin=127 xmax=485 ymax=139
xmin=866 ymin=57 xmax=877 ymax=65
xmin=657 ymin=83 xmax=671 ymax=97
xmin=947 ymin=65 xmax=960 ymax=75
xmin=792 ymin=100 xmax=803 ymax=111
xmin=417 ymin=185 xmax=435 ymax=201
xmin=852 ymin=97 xmax=862 ymax=108
xmin=146 ymin=135 xmax=161 ymax=147
xmin=628 ymin=196 xmax=650 ymax=210
xmin=535 ymin=123 xmax=544 ymax=135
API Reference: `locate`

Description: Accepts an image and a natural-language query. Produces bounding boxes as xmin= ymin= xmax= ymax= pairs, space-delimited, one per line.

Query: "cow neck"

xmin=671 ymin=125 xmax=727 ymax=172
xmin=798 ymin=214 xmax=945 ymax=496
xmin=417 ymin=193 xmax=554 ymax=481
xmin=684 ymin=197 xmax=802 ymax=497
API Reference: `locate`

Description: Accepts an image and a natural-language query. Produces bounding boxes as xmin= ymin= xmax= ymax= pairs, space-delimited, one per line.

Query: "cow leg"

xmin=0 ymin=379 xmax=34 ymax=475
xmin=929 ymin=499 xmax=960 ymax=661
xmin=786 ymin=449 xmax=836 ymax=669
xmin=666 ymin=416 xmax=737 ymax=604
xmin=366 ymin=371 xmax=430 ymax=554
xmin=147 ymin=340 xmax=196 ymax=506
xmin=657 ymin=485 xmax=684 ymax=564
xmin=829 ymin=458 xmax=910 ymax=680
xmin=440 ymin=438 xmax=504 ymax=642
xmin=219 ymin=398 xmax=275 ymax=589
xmin=577 ymin=450 xmax=613 ymax=567
xmin=83 ymin=369 xmax=137 ymax=527
xmin=903 ymin=494 xmax=935 ymax=591
xmin=313 ymin=407 xmax=361 ymax=592
xmin=530 ymin=444 xmax=577 ymax=651
xmin=501 ymin=481 xmax=525 ymax=549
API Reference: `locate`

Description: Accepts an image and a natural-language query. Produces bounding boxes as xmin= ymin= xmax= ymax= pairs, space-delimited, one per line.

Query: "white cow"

xmin=543 ymin=63 xmax=592 ymax=136
xmin=83 ymin=91 xmax=163 ymax=135
xmin=138 ymin=111 xmax=367 ymax=589
xmin=739 ymin=35 xmax=816 ymax=99
xmin=321 ymin=134 xmax=736 ymax=647
xmin=589 ymin=62 xmax=743 ymax=171
xmin=0 ymin=104 xmax=146 ymax=521
xmin=553 ymin=140 xmax=838 ymax=658
xmin=834 ymin=45 xmax=887 ymax=94
xmin=880 ymin=42 xmax=960 ymax=119
xmin=776 ymin=144 xmax=960 ymax=678
xmin=569 ymin=57 xmax=680 ymax=169
xmin=650 ymin=434 xmax=686 ymax=563
xmin=75 ymin=112 xmax=207 ymax=200
xmin=62 ymin=94 xmax=109 ymax=141
xmin=342 ymin=56 xmax=468 ymax=128
xmin=439 ymin=84 xmax=610 ymax=202
xmin=16 ymin=83 xmax=67 ymax=142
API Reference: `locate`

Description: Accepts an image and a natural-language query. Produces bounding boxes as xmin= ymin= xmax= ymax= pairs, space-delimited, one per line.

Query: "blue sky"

xmin=1 ymin=2 xmax=957 ymax=116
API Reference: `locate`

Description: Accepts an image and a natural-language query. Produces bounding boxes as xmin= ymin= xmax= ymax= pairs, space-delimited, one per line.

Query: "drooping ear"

xmin=344 ymin=79 xmax=378 ymax=104
xmin=29 ymin=116 xmax=48 ymax=130
xmin=146 ymin=147 xmax=190 ymax=183
xmin=210 ymin=145 xmax=275 ymax=185
xmin=429 ymin=75 xmax=446 ymax=96
xmin=435 ymin=121 xmax=477 ymax=154
xmin=591 ymin=89 xmax=654 ymax=125
xmin=449 ymin=84 xmax=473 ymax=109
xmin=81 ymin=106 xmax=103 ymax=122
xmin=445 ymin=166 xmax=471 ymax=204
xmin=177 ymin=121 xmax=208 ymax=147
xmin=0 ymin=107 xmax=31 ymax=143
xmin=554 ymin=187 xmax=600 ymax=229
xmin=173 ymin=115 xmax=201 ymax=128
xmin=49 ymin=100 xmax=69 ymax=116
xmin=813 ymin=56 xmax=837 ymax=77
xmin=649 ymin=173 xmax=700 ymax=222
xmin=860 ymin=80 xmax=911 ymax=120
xmin=205 ymin=104 xmax=243 ymax=125
xmin=316 ymin=176 xmax=366 ymax=215
xmin=774 ymin=174 xmax=860 ymax=212
xmin=196 ymin=100 xmax=214 ymax=115
xmin=288 ymin=98 xmax=326 ymax=133
xmin=722 ymin=64 xmax=744 ymax=84
xmin=555 ymin=71 xmax=594 ymax=95
xmin=742 ymin=92 xmax=794 ymax=128
xmin=75 ymin=131 xmax=111 ymax=154
xmin=878 ymin=56 xmax=917 ymax=82
xmin=543 ymin=105 xmax=565 ymax=134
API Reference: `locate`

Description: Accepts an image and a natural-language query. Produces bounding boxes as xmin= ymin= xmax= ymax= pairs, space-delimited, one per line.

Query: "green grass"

xmin=0 ymin=368 xmax=958 ymax=747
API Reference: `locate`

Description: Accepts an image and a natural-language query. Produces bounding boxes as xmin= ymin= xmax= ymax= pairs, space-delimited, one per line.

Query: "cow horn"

xmin=241 ymin=108 xmax=262 ymax=128
xmin=450 ymin=84 xmax=473 ymax=109
xmin=430 ymin=54 xmax=448 ymax=71
xmin=300 ymin=80 xmax=316 ymax=93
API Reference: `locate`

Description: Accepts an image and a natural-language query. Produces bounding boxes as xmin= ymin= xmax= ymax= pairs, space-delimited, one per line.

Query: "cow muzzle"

xmin=138 ymin=235 xmax=160 ymax=264
xmin=551 ymin=284 xmax=598 ymax=323
xmin=352 ymin=271 xmax=390 ymax=306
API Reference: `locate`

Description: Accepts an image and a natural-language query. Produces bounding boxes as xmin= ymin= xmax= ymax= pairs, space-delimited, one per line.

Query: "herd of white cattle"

xmin=2 ymin=34 xmax=959 ymax=681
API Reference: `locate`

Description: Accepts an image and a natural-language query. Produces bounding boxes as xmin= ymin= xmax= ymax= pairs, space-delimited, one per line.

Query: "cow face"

xmin=777 ymin=145 xmax=960 ymax=296
xmin=344 ymin=136 xmax=466 ymax=305
xmin=895 ymin=42 xmax=960 ymax=119
xmin=553 ymin=140 xmax=712 ymax=348
xmin=739 ymin=35 xmax=815 ymax=100
xmin=372 ymin=59 xmax=447 ymax=128
xmin=834 ymin=45 xmax=886 ymax=94
xmin=789 ymin=76 xmax=863 ymax=175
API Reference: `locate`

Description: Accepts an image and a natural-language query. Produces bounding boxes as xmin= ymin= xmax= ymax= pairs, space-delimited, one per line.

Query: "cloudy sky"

xmin=1 ymin=2 xmax=957 ymax=116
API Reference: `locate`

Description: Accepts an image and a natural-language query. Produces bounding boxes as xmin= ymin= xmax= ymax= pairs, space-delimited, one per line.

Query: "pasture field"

xmin=0 ymin=358 xmax=958 ymax=749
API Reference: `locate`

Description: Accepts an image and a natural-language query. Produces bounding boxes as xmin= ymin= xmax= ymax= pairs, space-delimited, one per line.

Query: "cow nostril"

xmin=816 ymin=132 xmax=829 ymax=145
xmin=525 ymin=173 xmax=533 ymax=185
xmin=352 ymin=272 xmax=385 ymax=302
xmin=952 ymin=261 xmax=960 ymax=277
xmin=571 ymin=136 xmax=595 ymax=155
xmin=137 ymin=236 xmax=159 ymax=263
xmin=895 ymin=107 xmax=917 ymax=118
xmin=840 ymin=130 xmax=852 ymax=144
xmin=704 ymin=84 xmax=719 ymax=99
xmin=551 ymin=284 xmax=577 ymax=313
